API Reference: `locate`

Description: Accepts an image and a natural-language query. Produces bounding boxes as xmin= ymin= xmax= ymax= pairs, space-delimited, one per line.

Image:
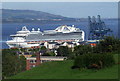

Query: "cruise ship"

xmin=6 ymin=25 xmax=85 ymax=48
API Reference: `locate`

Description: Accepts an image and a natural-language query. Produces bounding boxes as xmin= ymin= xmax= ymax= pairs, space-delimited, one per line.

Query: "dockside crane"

xmin=88 ymin=15 xmax=112 ymax=40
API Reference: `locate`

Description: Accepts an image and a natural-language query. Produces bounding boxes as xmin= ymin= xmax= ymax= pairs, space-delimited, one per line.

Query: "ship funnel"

xmin=38 ymin=28 xmax=40 ymax=31
xmin=92 ymin=16 xmax=96 ymax=23
xmin=22 ymin=26 xmax=28 ymax=31
xmin=32 ymin=28 xmax=35 ymax=31
xmin=98 ymin=15 xmax=101 ymax=23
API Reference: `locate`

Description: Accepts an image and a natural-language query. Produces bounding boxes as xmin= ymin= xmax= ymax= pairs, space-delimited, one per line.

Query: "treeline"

xmin=57 ymin=36 xmax=120 ymax=58
xmin=56 ymin=36 xmax=120 ymax=69
xmin=93 ymin=36 xmax=120 ymax=53
xmin=2 ymin=49 xmax=26 ymax=79
xmin=73 ymin=37 xmax=120 ymax=69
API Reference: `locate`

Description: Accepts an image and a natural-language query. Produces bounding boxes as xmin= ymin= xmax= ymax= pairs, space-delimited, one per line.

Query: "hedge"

xmin=73 ymin=53 xmax=115 ymax=69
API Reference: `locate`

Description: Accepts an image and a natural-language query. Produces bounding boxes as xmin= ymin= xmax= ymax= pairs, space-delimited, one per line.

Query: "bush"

xmin=73 ymin=53 xmax=115 ymax=69
xmin=42 ymin=52 xmax=55 ymax=56
xmin=71 ymin=66 xmax=80 ymax=69
xmin=48 ymin=51 xmax=56 ymax=56
xmin=31 ymin=54 xmax=36 ymax=57
xmin=2 ymin=49 xmax=26 ymax=78
xmin=93 ymin=36 xmax=120 ymax=53
xmin=57 ymin=46 xmax=72 ymax=57
xmin=74 ymin=45 xmax=92 ymax=56
xmin=42 ymin=53 xmax=51 ymax=56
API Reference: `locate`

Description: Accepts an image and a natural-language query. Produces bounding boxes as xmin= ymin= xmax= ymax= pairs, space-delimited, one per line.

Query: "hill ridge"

xmin=2 ymin=9 xmax=75 ymax=23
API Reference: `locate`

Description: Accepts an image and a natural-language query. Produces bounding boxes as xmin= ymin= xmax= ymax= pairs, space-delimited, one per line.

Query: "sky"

xmin=1 ymin=0 xmax=119 ymax=2
xmin=2 ymin=2 xmax=118 ymax=18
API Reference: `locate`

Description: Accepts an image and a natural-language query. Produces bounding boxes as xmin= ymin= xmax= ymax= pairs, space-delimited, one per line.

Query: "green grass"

xmin=9 ymin=54 xmax=119 ymax=79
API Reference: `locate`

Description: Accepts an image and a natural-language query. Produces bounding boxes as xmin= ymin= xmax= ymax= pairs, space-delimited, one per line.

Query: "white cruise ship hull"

xmin=6 ymin=25 xmax=85 ymax=48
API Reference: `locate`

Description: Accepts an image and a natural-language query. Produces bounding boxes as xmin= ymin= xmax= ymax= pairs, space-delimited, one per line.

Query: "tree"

xmin=19 ymin=55 xmax=26 ymax=72
xmin=48 ymin=51 xmax=55 ymax=56
xmin=74 ymin=45 xmax=92 ymax=56
xmin=57 ymin=46 xmax=72 ymax=57
xmin=40 ymin=46 xmax=47 ymax=50
xmin=73 ymin=53 xmax=115 ymax=69
xmin=42 ymin=51 xmax=55 ymax=56
xmin=2 ymin=49 xmax=26 ymax=79
xmin=31 ymin=54 xmax=36 ymax=57
xmin=93 ymin=36 xmax=120 ymax=53
xmin=2 ymin=49 xmax=18 ymax=78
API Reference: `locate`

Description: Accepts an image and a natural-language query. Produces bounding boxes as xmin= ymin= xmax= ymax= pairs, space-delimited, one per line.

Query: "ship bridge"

xmin=17 ymin=26 xmax=30 ymax=34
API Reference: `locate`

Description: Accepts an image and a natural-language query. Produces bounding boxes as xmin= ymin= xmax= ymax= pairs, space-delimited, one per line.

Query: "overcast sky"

xmin=2 ymin=2 xmax=118 ymax=18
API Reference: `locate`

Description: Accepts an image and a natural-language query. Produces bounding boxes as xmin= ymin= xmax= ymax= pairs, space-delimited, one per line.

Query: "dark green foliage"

xmin=33 ymin=48 xmax=41 ymax=52
xmin=93 ymin=36 xmax=120 ymax=53
xmin=29 ymin=46 xmax=46 ymax=55
xmin=72 ymin=36 xmax=119 ymax=70
xmin=41 ymin=46 xmax=56 ymax=56
xmin=31 ymin=54 xmax=36 ymax=57
xmin=40 ymin=46 xmax=47 ymax=50
xmin=48 ymin=51 xmax=56 ymax=56
xmin=67 ymin=51 xmax=75 ymax=59
xmin=42 ymin=53 xmax=51 ymax=56
xmin=27 ymin=48 xmax=40 ymax=54
xmin=40 ymin=46 xmax=47 ymax=53
xmin=73 ymin=37 xmax=120 ymax=56
xmin=73 ymin=53 xmax=115 ymax=69
xmin=74 ymin=45 xmax=92 ymax=56
xmin=42 ymin=51 xmax=57 ymax=56
xmin=20 ymin=48 xmax=26 ymax=52
xmin=19 ymin=55 xmax=26 ymax=71
xmin=2 ymin=49 xmax=26 ymax=79
xmin=57 ymin=46 xmax=72 ymax=57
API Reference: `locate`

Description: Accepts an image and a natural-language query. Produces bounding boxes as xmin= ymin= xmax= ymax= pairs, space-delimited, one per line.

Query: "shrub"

xmin=31 ymin=54 xmax=36 ymax=57
xmin=57 ymin=46 xmax=72 ymax=57
xmin=74 ymin=45 xmax=92 ymax=56
xmin=42 ymin=52 xmax=56 ymax=56
xmin=2 ymin=49 xmax=26 ymax=78
xmin=87 ymin=64 xmax=101 ymax=70
xmin=93 ymin=36 xmax=120 ymax=53
xmin=71 ymin=66 xmax=80 ymax=69
xmin=73 ymin=53 xmax=115 ymax=69
xmin=48 ymin=51 xmax=56 ymax=56
xmin=42 ymin=53 xmax=51 ymax=56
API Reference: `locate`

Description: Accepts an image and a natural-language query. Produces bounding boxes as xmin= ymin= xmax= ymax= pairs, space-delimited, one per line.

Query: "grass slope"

xmin=9 ymin=54 xmax=119 ymax=79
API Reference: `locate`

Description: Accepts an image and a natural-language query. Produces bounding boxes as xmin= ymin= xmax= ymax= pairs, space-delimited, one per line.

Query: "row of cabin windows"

xmin=30 ymin=60 xmax=50 ymax=63
xmin=30 ymin=60 xmax=59 ymax=63
xmin=41 ymin=60 xmax=60 ymax=63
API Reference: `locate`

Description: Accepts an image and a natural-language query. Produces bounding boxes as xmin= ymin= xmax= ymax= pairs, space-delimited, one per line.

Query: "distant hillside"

xmin=2 ymin=9 xmax=76 ymax=23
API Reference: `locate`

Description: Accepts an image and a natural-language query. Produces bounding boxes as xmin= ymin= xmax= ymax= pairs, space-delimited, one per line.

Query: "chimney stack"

xmin=36 ymin=52 xmax=40 ymax=66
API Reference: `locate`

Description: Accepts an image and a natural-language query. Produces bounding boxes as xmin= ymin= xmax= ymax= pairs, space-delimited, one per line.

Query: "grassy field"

xmin=9 ymin=54 xmax=119 ymax=79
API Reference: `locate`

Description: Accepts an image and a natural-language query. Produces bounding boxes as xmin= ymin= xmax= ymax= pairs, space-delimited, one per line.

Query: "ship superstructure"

xmin=6 ymin=25 xmax=85 ymax=48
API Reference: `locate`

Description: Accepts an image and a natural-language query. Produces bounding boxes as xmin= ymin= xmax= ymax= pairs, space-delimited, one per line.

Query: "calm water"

xmin=1 ymin=19 xmax=118 ymax=49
